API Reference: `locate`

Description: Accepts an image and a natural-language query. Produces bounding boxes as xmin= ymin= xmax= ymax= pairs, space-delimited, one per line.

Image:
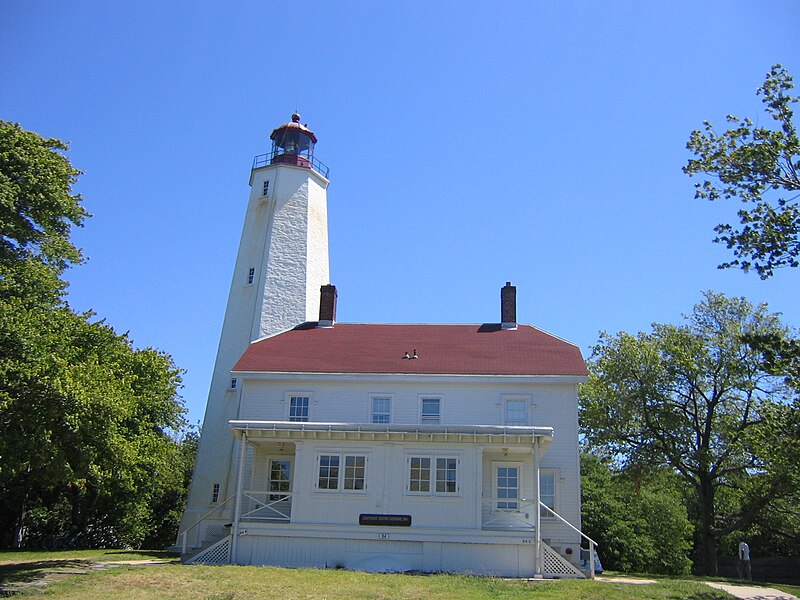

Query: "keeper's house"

xmin=179 ymin=115 xmax=594 ymax=578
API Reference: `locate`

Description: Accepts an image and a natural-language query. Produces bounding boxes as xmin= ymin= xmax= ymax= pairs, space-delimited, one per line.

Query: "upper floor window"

xmin=262 ymin=180 xmax=270 ymax=197
xmin=505 ymin=398 xmax=528 ymax=425
xmin=289 ymin=396 xmax=310 ymax=421
xmin=211 ymin=483 xmax=220 ymax=503
xmin=229 ymin=377 xmax=238 ymax=390
xmin=247 ymin=267 xmax=255 ymax=285
xmin=317 ymin=454 xmax=366 ymax=491
xmin=371 ymin=396 xmax=391 ymax=423
xmin=420 ymin=397 xmax=441 ymax=424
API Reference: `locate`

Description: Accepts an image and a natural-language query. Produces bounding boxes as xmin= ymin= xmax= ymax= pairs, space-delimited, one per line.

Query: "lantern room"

xmin=270 ymin=113 xmax=318 ymax=169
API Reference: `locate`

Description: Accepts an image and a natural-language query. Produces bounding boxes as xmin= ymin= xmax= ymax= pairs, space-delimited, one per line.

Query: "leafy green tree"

xmin=685 ymin=65 xmax=800 ymax=279
xmin=581 ymin=454 xmax=693 ymax=575
xmin=580 ymin=292 xmax=794 ymax=575
xmin=0 ymin=120 xmax=88 ymax=303
xmin=0 ymin=121 xmax=190 ymax=548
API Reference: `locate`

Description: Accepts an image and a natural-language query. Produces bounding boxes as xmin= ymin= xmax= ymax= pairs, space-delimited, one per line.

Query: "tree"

xmin=580 ymin=292 xmax=794 ymax=575
xmin=0 ymin=121 xmax=190 ymax=548
xmin=685 ymin=65 xmax=800 ymax=279
xmin=0 ymin=120 xmax=88 ymax=303
xmin=581 ymin=454 xmax=693 ymax=575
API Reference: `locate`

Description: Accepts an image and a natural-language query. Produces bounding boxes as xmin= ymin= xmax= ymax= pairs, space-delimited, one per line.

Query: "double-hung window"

xmin=289 ymin=396 xmax=310 ymax=421
xmin=317 ymin=454 xmax=367 ymax=491
xmin=420 ymin=397 xmax=441 ymax=424
xmin=246 ymin=267 xmax=255 ymax=285
xmin=408 ymin=456 xmax=458 ymax=495
xmin=371 ymin=396 xmax=391 ymax=423
xmin=262 ymin=180 xmax=270 ymax=197
xmin=504 ymin=398 xmax=528 ymax=425
xmin=540 ymin=469 xmax=556 ymax=517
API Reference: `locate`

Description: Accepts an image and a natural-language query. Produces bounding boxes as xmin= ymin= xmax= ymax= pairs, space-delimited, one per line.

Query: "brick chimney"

xmin=501 ymin=281 xmax=517 ymax=330
xmin=318 ymin=284 xmax=337 ymax=327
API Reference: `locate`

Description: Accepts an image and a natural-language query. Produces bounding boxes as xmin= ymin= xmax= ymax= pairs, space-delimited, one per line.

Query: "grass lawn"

xmin=0 ymin=550 xmax=753 ymax=599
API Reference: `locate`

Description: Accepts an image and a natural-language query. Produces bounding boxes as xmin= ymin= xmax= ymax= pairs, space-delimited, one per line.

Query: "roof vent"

xmin=318 ymin=284 xmax=337 ymax=327
xmin=501 ymin=281 xmax=517 ymax=330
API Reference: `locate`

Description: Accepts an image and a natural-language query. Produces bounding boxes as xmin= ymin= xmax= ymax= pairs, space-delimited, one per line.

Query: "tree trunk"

xmin=699 ymin=476 xmax=718 ymax=576
xmin=12 ymin=498 xmax=26 ymax=548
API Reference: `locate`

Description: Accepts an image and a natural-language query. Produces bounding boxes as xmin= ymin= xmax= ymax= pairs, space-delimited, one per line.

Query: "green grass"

xmin=0 ymin=551 xmax=737 ymax=599
xmin=27 ymin=565 xmax=734 ymax=599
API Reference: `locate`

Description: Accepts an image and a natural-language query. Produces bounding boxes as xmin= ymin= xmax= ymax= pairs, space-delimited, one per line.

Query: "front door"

xmin=266 ymin=458 xmax=292 ymax=520
xmin=493 ymin=462 xmax=522 ymax=511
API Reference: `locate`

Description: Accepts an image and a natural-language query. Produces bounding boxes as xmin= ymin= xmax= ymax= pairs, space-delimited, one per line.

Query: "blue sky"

xmin=2 ymin=1 xmax=798 ymax=426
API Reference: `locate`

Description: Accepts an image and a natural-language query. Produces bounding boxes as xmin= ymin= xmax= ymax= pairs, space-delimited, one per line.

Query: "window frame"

xmin=419 ymin=395 xmax=442 ymax=424
xmin=503 ymin=396 xmax=529 ymax=425
xmin=315 ymin=452 xmax=368 ymax=493
xmin=262 ymin=180 xmax=270 ymax=197
xmin=370 ymin=395 xmax=392 ymax=424
xmin=211 ymin=483 xmax=220 ymax=504
xmin=246 ymin=267 xmax=255 ymax=285
xmin=492 ymin=460 xmax=523 ymax=512
xmin=539 ymin=468 xmax=557 ymax=518
xmin=286 ymin=394 xmax=311 ymax=422
xmin=406 ymin=454 xmax=460 ymax=496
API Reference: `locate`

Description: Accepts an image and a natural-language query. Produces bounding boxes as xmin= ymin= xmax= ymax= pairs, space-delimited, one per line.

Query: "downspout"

xmin=534 ymin=436 xmax=543 ymax=578
xmin=231 ymin=431 xmax=248 ymax=564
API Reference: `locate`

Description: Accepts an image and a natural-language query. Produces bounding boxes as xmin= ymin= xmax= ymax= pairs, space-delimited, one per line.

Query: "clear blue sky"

xmin=2 ymin=1 xmax=798 ymax=426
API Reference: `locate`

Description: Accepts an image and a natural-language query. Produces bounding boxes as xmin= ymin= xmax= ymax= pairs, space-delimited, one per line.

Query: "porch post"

xmin=534 ymin=436 xmax=543 ymax=577
xmin=231 ymin=430 xmax=248 ymax=564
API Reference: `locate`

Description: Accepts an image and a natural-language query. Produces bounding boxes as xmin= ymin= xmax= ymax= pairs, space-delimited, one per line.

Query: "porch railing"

xmin=180 ymin=495 xmax=235 ymax=554
xmin=540 ymin=502 xmax=599 ymax=578
xmin=481 ymin=497 xmax=535 ymax=529
xmin=241 ymin=490 xmax=293 ymax=522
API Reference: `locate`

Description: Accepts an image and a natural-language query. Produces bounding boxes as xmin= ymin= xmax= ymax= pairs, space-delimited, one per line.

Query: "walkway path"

xmin=705 ymin=582 xmax=798 ymax=600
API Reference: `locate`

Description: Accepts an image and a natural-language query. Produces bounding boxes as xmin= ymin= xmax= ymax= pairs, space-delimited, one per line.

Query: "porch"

xmin=178 ymin=420 xmax=597 ymax=578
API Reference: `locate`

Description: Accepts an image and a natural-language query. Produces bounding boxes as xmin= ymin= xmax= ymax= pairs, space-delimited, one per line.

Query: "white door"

xmin=266 ymin=458 xmax=292 ymax=520
xmin=493 ymin=462 xmax=522 ymax=511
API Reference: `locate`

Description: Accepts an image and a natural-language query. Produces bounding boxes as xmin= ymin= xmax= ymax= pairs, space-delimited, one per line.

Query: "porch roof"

xmin=229 ymin=420 xmax=553 ymax=449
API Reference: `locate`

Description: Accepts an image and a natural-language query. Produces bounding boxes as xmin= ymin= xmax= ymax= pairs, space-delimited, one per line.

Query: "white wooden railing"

xmin=539 ymin=502 xmax=599 ymax=578
xmin=180 ymin=495 xmax=235 ymax=554
xmin=240 ymin=490 xmax=293 ymax=522
xmin=481 ymin=497 xmax=535 ymax=529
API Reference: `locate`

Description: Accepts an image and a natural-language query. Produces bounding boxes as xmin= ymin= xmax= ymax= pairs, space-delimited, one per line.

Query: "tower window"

xmin=211 ymin=483 xmax=220 ymax=503
xmin=230 ymin=378 xmax=238 ymax=390
xmin=247 ymin=267 xmax=255 ymax=285
xmin=262 ymin=180 xmax=270 ymax=197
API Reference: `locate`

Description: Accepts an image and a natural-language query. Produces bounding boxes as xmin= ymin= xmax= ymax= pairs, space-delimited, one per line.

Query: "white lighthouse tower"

xmin=181 ymin=114 xmax=330 ymax=532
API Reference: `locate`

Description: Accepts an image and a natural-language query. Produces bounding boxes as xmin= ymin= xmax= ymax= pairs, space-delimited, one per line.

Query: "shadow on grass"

xmin=0 ymin=558 xmax=93 ymax=585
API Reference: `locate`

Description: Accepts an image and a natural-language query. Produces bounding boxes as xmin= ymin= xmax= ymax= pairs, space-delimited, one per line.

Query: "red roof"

xmin=233 ymin=323 xmax=588 ymax=377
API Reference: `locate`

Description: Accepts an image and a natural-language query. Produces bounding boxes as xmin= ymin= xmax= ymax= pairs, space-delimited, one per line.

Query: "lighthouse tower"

xmin=181 ymin=114 xmax=330 ymax=529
